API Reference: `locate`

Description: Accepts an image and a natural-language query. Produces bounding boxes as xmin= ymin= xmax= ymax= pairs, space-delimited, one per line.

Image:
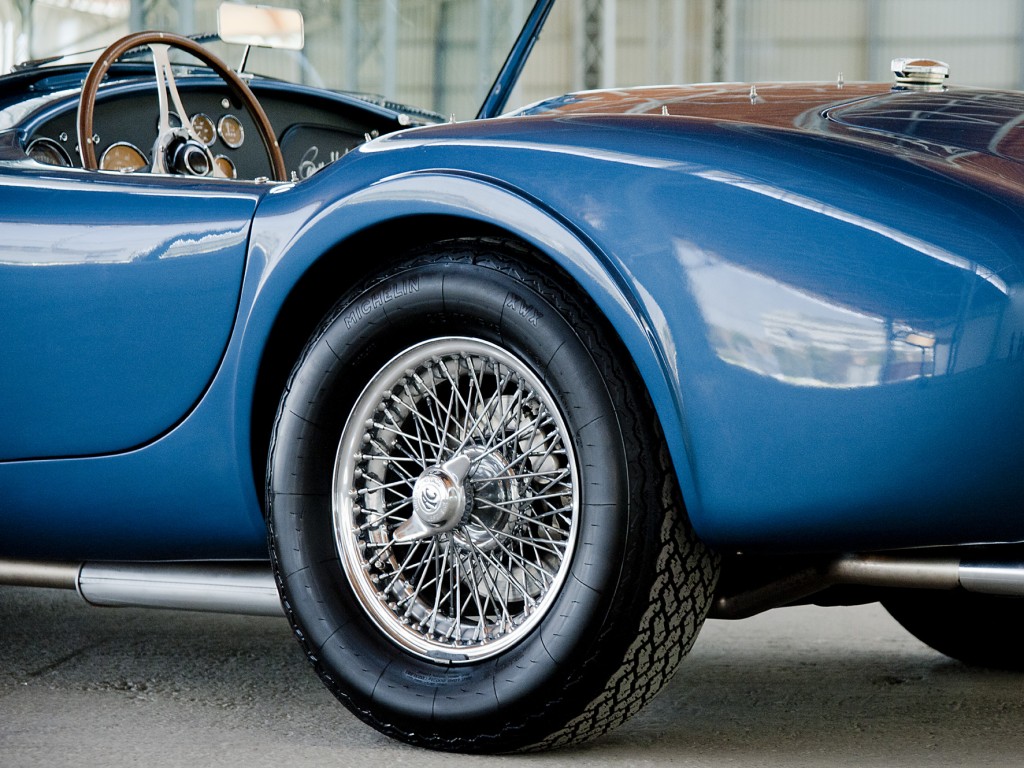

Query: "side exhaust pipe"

xmin=0 ymin=560 xmax=283 ymax=617
xmin=712 ymin=554 xmax=1024 ymax=620
xmin=2 ymin=554 xmax=1021 ymax=621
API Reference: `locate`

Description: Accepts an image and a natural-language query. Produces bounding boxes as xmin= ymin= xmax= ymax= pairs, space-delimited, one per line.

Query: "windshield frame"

xmin=477 ymin=0 xmax=555 ymax=119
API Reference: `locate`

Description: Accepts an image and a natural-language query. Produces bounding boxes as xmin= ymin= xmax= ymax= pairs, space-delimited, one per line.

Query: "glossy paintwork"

xmin=3 ymin=77 xmax=1024 ymax=559
xmin=0 ymin=166 xmax=260 ymax=460
xmin=310 ymin=107 xmax=1024 ymax=550
xmin=508 ymin=83 xmax=1024 ymax=546
xmin=518 ymin=82 xmax=1024 ymax=188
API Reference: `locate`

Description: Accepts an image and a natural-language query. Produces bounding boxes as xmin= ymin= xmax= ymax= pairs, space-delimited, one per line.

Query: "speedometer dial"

xmin=191 ymin=113 xmax=216 ymax=146
xmin=100 ymin=142 xmax=147 ymax=172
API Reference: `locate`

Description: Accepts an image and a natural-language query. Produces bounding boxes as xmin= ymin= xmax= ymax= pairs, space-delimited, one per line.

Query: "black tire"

xmin=883 ymin=590 xmax=1024 ymax=670
xmin=267 ymin=239 xmax=718 ymax=752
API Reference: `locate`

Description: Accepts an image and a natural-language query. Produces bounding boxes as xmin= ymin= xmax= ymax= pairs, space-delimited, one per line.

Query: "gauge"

xmin=100 ymin=142 xmax=147 ymax=172
xmin=218 ymin=115 xmax=245 ymax=148
xmin=155 ymin=111 xmax=183 ymax=132
xmin=213 ymin=154 xmax=237 ymax=179
xmin=191 ymin=113 xmax=216 ymax=146
xmin=26 ymin=138 xmax=71 ymax=167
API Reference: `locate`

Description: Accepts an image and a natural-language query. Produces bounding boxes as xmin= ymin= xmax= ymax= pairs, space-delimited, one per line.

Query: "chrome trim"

xmin=78 ymin=562 xmax=282 ymax=615
xmin=213 ymin=153 xmax=237 ymax=179
xmin=217 ymin=114 xmax=244 ymax=148
xmin=2 ymin=553 xmax=1020 ymax=622
xmin=190 ymin=112 xmax=216 ymax=146
xmin=26 ymin=137 xmax=72 ymax=167
xmin=333 ymin=337 xmax=580 ymax=663
xmin=100 ymin=141 xmax=147 ymax=172
xmin=891 ymin=57 xmax=949 ymax=85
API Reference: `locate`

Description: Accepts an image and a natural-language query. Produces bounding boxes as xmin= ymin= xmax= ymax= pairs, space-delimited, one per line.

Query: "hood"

xmin=515 ymin=83 xmax=1024 ymax=170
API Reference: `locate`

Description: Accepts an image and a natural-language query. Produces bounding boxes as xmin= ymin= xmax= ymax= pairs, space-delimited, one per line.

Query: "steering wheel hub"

xmin=171 ymin=138 xmax=213 ymax=176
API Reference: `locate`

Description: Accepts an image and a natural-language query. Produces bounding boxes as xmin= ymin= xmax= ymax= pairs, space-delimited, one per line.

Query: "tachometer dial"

xmin=217 ymin=115 xmax=245 ymax=148
xmin=99 ymin=142 xmax=147 ymax=172
xmin=190 ymin=113 xmax=216 ymax=146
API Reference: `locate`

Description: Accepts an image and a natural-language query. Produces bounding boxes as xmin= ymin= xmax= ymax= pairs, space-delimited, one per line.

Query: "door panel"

xmin=0 ymin=169 xmax=259 ymax=460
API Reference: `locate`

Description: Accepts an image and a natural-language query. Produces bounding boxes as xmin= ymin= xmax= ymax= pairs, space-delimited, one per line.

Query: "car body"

xmin=1 ymin=1 xmax=1022 ymax=753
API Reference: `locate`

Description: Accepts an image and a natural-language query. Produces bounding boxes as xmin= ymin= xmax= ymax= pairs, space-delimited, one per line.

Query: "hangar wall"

xmin=4 ymin=0 xmax=1024 ymax=118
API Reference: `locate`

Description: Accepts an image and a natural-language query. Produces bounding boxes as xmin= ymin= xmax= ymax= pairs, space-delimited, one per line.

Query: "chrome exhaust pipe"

xmin=831 ymin=555 xmax=1024 ymax=596
xmin=954 ymin=561 xmax=1024 ymax=596
xmin=712 ymin=554 xmax=1024 ymax=620
xmin=78 ymin=562 xmax=283 ymax=616
xmin=2 ymin=554 xmax=1021 ymax=621
xmin=0 ymin=559 xmax=283 ymax=617
xmin=0 ymin=559 xmax=79 ymax=589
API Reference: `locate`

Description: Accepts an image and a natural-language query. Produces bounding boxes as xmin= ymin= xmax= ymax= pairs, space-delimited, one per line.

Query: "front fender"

xmin=239 ymin=169 xmax=703 ymax=525
xmin=242 ymin=116 xmax=1024 ymax=552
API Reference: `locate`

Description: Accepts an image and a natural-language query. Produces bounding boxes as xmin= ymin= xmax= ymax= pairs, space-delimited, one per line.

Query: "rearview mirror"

xmin=218 ymin=3 xmax=304 ymax=51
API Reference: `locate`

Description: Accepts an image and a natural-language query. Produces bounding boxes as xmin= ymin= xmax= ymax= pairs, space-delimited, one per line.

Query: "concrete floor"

xmin=1 ymin=586 xmax=1021 ymax=768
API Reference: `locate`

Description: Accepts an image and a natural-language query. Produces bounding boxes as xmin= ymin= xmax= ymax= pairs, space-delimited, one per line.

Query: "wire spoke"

xmin=334 ymin=338 xmax=579 ymax=661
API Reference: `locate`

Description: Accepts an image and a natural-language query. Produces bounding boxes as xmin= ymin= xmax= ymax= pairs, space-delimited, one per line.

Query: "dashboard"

xmin=20 ymin=77 xmax=426 ymax=181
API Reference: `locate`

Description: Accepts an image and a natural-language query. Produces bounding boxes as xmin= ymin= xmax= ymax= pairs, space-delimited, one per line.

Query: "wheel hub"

xmin=456 ymin=449 xmax=515 ymax=552
xmin=397 ymin=454 xmax=472 ymax=542
xmin=412 ymin=470 xmax=462 ymax=525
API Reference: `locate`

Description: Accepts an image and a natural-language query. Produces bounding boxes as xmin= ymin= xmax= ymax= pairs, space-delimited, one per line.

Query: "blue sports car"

xmin=1 ymin=0 xmax=1022 ymax=752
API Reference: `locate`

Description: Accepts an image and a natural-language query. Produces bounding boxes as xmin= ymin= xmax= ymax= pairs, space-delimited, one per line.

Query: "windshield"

xmin=3 ymin=1 xmax=538 ymax=120
xmin=6 ymin=1 xmax=1024 ymax=121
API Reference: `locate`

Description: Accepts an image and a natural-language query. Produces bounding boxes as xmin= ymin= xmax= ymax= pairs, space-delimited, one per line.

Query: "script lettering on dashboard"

xmin=298 ymin=146 xmax=344 ymax=179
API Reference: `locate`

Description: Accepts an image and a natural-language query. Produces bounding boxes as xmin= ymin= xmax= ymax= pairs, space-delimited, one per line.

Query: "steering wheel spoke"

xmin=77 ymin=31 xmax=286 ymax=180
xmin=149 ymin=43 xmax=206 ymax=174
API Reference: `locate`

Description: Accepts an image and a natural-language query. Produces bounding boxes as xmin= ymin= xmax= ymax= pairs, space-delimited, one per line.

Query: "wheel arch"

xmin=246 ymin=173 xmax=699 ymax=528
xmin=249 ymin=213 xmax=514 ymax=502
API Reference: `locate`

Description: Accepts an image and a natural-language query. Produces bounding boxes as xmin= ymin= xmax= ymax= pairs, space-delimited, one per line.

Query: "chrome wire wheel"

xmin=333 ymin=337 xmax=579 ymax=663
xmin=271 ymin=249 xmax=719 ymax=751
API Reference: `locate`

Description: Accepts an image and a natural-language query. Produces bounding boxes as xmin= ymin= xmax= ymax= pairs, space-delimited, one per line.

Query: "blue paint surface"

xmin=4 ymin=75 xmax=1024 ymax=559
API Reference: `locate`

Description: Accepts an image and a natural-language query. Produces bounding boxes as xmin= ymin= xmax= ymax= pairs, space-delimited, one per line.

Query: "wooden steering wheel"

xmin=77 ymin=31 xmax=287 ymax=181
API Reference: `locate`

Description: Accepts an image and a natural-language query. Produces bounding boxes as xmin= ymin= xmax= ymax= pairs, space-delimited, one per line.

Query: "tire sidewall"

xmin=269 ymin=257 xmax=633 ymax=745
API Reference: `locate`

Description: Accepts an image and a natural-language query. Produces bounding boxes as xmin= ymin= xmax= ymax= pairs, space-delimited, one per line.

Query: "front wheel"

xmin=267 ymin=241 xmax=718 ymax=751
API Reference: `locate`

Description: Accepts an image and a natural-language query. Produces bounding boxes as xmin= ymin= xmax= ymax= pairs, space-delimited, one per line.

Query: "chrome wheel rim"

xmin=333 ymin=337 xmax=579 ymax=663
